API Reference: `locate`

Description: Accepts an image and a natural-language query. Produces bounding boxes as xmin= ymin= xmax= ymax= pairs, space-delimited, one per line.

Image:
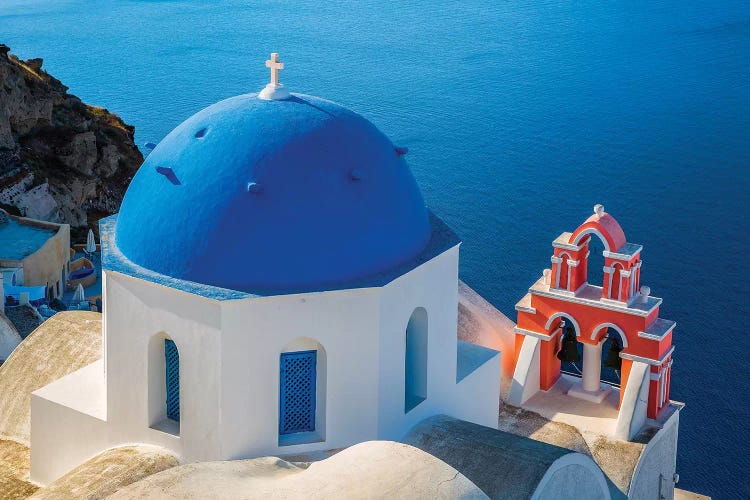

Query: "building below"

xmin=0 ymin=209 xmax=70 ymax=306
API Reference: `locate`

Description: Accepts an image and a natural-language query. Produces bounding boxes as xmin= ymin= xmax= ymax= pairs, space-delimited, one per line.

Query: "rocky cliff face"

xmin=0 ymin=44 xmax=142 ymax=239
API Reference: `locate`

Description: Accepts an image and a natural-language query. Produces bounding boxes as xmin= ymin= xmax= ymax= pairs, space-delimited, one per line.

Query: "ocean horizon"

xmin=2 ymin=0 xmax=748 ymax=497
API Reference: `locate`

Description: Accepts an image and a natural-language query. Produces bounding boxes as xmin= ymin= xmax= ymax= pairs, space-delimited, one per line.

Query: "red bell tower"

xmin=511 ymin=205 xmax=675 ymax=435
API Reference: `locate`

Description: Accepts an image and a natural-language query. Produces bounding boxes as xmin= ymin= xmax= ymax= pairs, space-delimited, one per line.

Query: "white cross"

xmin=265 ymin=53 xmax=284 ymax=86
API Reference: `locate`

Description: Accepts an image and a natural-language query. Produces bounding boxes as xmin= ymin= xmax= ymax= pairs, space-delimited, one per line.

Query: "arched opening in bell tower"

xmin=599 ymin=330 xmax=623 ymax=385
xmin=586 ymin=234 xmax=606 ymax=290
xmin=558 ymin=253 xmax=571 ymax=290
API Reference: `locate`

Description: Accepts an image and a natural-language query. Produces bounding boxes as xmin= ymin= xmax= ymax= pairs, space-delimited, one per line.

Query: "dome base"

xmin=258 ymin=83 xmax=290 ymax=100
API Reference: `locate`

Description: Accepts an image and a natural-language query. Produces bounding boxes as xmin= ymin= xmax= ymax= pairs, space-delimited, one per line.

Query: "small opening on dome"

xmin=194 ymin=128 xmax=208 ymax=139
xmin=156 ymin=166 xmax=181 ymax=185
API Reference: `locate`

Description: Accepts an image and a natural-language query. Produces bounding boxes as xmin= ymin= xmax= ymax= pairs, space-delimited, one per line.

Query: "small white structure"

xmin=85 ymin=228 xmax=96 ymax=254
xmin=29 ymin=56 xmax=500 ymax=484
xmin=71 ymin=283 xmax=85 ymax=303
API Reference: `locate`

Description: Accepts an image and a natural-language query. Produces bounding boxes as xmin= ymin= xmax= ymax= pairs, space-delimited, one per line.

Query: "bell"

xmin=557 ymin=329 xmax=580 ymax=363
xmin=604 ymin=338 xmax=622 ymax=370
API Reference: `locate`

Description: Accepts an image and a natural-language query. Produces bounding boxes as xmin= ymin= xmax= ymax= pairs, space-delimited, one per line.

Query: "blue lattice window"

xmin=279 ymin=350 xmax=316 ymax=435
xmin=165 ymin=339 xmax=180 ymax=422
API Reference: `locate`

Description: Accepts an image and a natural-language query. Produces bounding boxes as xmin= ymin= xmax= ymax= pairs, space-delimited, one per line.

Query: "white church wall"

xmin=30 ymin=361 xmax=109 ymax=484
xmin=509 ymin=336 xmax=541 ymax=406
xmin=377 ymin=245 xmax=497 ymax=439
xmin=33 ymin=241 xmax=501 ymax=477
xmin=377 ymin=246 xmax=459 ymax=439
xmin=218 ymin=286 xmax=382 ymax=459
xmin=628 ymin=410 xmax=680 ymax=500
xmin=103 ymin=270 xmax=223 ymax=463
xmin=450 ymin=349 xmax=501 ymax=426
xmin=614 ymin=360 xmax=650 ymax=440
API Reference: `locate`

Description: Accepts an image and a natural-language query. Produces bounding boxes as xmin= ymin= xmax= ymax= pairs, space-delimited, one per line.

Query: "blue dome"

xmin=115 ymin=93 xmax=431 ymax=292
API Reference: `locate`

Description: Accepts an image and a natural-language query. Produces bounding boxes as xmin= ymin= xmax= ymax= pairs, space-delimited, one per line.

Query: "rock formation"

xmin=0 ymin=44 xmax=142 ymax=240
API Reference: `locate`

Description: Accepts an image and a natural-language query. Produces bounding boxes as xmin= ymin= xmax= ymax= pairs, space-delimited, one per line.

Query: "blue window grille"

xmin=165 ymin=339 xmax=180 ymax=422
xmin=279 ymin=350 xmax=316 ymax=435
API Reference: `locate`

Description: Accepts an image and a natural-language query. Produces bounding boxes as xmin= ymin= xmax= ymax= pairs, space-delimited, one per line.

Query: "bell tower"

xmin=510 ymin=205 xmax=675 ymax=440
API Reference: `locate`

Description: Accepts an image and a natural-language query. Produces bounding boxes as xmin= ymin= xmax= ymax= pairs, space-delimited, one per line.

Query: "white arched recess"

xmin=557 ymin=252 xmax=571 ymax=290
xmin=147 ymin=331 xmax=180 ymax=435
xmin=405 ymin=307 xmax=428 ymax=413
xmin=279 ymin=337 xmax=327 ymax=446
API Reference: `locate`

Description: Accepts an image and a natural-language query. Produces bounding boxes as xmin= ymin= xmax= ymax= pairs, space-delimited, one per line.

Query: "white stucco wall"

xmin=103 ymin=270 xmax=223 ymax=462
xmin=532 ymin=453 xmax=610 ymax=500
xmin=377 ymin=245 xmax=499 ymax=439
xmin=219 ymin=286 xmax=382 ymax=458
xmin=30 ymin=361 xmax=109 ymax=484
xmin=29 ymin=244 xmax=501 ymax=483
xmin=614 ymin=360 xmax=650 ymax=440
xmin=628 ymin=409 xmax=680 ymax=500
xmin=509 ymin=336 xmax=541 ymax=406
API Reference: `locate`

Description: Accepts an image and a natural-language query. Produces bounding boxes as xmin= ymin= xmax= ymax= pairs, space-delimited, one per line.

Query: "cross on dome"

xmin=259 ymin=52 xmax=290 ymax=101
xmin=266 ymin=53 xmax=284 ymax=86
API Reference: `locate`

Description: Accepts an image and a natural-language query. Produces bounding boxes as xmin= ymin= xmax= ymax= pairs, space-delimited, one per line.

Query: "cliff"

xmin=0 ymin=44 xmax=142 ymax=239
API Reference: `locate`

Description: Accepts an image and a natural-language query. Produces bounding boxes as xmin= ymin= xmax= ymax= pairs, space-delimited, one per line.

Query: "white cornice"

xmin=603 ymin=244 xmax=643 ymax=260
xmin=515 ymin=294 xmax=537 ymax=314
xmin=621 ymin=346 xmax=674 ymax=366
xmin=638 ymin=319 xmax=676 ymax=342
xmin=530 ymin=284 xmax=661 ymax=317
xmin=552 ymin=232 xmax=586 ymax=251
xmin=514 ymin=326 xmax=553 ymax=341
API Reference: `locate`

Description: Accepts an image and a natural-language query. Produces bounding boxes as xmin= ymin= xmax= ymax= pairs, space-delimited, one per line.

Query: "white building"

xmin=29 ymin=55 xmax=500 ymax=484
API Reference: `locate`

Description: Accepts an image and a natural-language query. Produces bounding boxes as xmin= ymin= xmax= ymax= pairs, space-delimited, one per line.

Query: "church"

xmin=0 ymin=54 xmax=689 ymax=499
xmin=28 ymin=53 xmax=501 ymax=483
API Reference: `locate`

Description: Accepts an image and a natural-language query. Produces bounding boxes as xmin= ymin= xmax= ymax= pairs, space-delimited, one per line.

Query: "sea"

xmin=2 ymin=0 xmax=748 ymax=497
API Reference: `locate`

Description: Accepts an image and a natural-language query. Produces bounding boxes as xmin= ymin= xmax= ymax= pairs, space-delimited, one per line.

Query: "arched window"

xmin=279 ymin=338 xmax=326 ymax=445
xmin=280 ymin=350 xmax=316 ymax=434
xmin=164 ymin=339 xmax=180 ymax=422
xmin=610 ymin=263 xmax=623 ymax=300
xmin=405 ymin=307 xmax=428 ymax=413
xmin=558 ymin=253 xmax=570 ymax=290
xmin=585 ymin=234 xmax=606 ymax=288
xmin=148 ymin=333 xmax=180 ymax=434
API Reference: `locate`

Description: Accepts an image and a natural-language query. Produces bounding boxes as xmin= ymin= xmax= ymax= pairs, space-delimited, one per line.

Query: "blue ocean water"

xmin=2 ymin=0 xmax=748 ymax=497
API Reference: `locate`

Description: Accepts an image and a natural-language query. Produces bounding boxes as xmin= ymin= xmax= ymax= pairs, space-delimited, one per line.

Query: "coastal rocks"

xmin=0 ymin=44 xmax=143 ymax=235
xmin=25 ymin=58 xmax=43 ymax=72
xmin=15 ymin=182 xmax=58 ymax=221
xmin=0 ymin=116 xmax=13 ymax=150
xmin=58 ymin=131 xmax=97 ymax=175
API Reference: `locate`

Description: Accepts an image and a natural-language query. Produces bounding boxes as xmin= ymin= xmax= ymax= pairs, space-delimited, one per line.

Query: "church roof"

xmin=114 ymin=93 xmax=432 ymax=293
